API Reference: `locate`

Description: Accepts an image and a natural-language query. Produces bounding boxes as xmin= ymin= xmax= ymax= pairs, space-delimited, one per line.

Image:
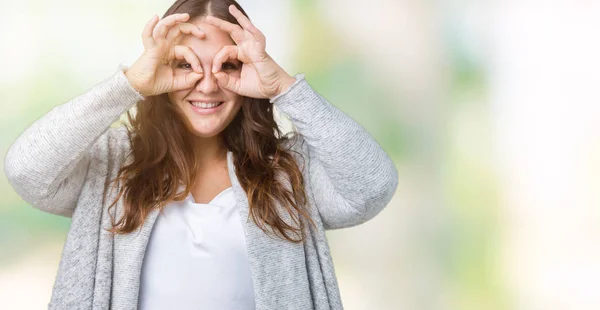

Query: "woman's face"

xmin=168 ymin=16 xmax=243 ymax=138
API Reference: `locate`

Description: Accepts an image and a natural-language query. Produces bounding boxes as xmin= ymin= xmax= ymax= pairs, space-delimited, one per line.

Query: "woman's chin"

xmin=177 ymin=101 xmax=241 ymax=138
xmin=186 ymin=125 xmax=225 ymax=138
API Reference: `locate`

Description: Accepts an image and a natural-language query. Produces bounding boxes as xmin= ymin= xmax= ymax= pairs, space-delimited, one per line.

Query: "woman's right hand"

xmin=125 ymin=13 xmax=206 ymax=97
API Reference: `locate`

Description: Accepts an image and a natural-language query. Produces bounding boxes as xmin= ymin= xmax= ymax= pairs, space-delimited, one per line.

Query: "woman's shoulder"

xmin=88 ymin=124 xmax=133 ymax=163
xmin=278 ymin=131 xmax=310 ymax=173
xmin=279 ymin=131 xmax=308 ymax=156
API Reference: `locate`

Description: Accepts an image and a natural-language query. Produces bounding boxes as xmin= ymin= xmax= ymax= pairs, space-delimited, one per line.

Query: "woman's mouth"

xmin=188 ymin=101 xmax=225 ymax=115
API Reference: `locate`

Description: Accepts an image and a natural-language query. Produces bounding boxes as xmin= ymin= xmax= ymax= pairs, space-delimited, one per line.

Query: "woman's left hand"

xmin=205 ymin=5 xmax=296 ymax=99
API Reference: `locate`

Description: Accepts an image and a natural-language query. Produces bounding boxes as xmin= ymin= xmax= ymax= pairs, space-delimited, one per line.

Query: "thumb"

xmin=215 ymin=72 xmax=240 ymax=93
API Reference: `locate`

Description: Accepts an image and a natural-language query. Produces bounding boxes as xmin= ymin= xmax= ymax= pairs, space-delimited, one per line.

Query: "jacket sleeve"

xmin=272 ymin=74 xmax=399 ymax=230
xmin=4 ymin=65 xmax=144 ymax=217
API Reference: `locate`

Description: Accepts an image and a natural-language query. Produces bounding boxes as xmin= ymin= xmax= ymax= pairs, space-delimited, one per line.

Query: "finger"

xmin=228 ymin=5 xmax=265 ymax=42
xmin=154 ymin=13 xmax=189 ymax=42
xmin=214 ymin=71 xmax=241 ymax=94
xmin=142 ymin=15 xmax=159 ymax=49
xmin=204 ymin=15 xmax=245 ymax=43
xmin=166 ymin=22 xmax=206 ymax=46
xmin=153 ymin=13 xmax=190 ymax=44
xmin=172 ymin=45 xmax=203 ymax=73
xmin=173 ymin=71 xmax=204 ymax=91
xmin=204 ymin=15 xmax=240 ymax=34
xmin=212 ymin=45 xmax=238 ymax=73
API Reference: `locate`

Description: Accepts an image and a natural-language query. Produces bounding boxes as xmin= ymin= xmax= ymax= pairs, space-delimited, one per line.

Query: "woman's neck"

xmin=192 ymin=135 xmax=228 ymax=169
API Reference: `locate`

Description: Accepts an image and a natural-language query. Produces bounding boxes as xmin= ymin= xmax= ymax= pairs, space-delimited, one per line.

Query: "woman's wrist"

xmin=123 ymin=68 xmax=150 ymax=97
xmin=271 ymin=74 xmax=297 ymax=99
xmin=124 ymin=70 xmax=140 ymax=94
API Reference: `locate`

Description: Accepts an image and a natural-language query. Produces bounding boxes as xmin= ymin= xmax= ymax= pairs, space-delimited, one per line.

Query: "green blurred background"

xmin=3 ymin=0 xmax=600 ymax=309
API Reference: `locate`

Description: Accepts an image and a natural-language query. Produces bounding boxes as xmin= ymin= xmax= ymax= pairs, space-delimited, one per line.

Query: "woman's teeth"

xmin=190 ymin=102 xmax=223 ymax=109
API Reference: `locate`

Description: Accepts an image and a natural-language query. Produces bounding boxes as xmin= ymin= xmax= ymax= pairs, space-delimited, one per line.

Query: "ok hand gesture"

xmin=205 ymin=5 xmax=296 ymax=99
xmin=125 ymin=13 xmax=206 ymax=97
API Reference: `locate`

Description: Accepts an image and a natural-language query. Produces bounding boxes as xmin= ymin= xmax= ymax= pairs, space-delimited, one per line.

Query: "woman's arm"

xmin=3 ymin=65 xmax=144 ymax=217
xmin=199 ymin=6 xmax=397 ymax=229
xmin=272 ymin=74 xmax=399 ymax=230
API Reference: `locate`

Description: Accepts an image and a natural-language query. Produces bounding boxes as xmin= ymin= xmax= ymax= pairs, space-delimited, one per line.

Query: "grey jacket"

xmin=4 ymin=65 xmax=398 ymax=310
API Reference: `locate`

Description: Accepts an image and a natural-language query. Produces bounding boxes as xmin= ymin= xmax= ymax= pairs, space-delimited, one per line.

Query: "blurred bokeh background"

xmin=2 ymin=0 xmax=600 ymax=309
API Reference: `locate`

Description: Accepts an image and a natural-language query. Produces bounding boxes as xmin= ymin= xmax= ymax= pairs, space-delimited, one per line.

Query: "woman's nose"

xmin=195 ymin=71 xmax=219 ymax=93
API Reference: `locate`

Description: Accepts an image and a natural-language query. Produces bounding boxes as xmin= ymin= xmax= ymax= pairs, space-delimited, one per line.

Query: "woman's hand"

xmin=125 ymin=13 xmax=207 ymax=97
xmin=205 ymin=5 xmax=296 ymax=99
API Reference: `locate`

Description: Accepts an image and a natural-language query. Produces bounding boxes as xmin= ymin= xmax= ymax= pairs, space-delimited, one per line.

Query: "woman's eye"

xmin=177 ymin=63 xmax=192 ymax=69
xmin=222 ymin=62 xmax=239 ymax=70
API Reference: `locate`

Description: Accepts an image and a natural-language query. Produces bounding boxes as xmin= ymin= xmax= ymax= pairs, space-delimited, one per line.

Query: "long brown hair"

xmin=105 ymin=0 xmax=315 ymax=243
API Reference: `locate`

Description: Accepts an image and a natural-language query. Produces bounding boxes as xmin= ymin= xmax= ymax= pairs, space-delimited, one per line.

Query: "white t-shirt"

xmin=138 ymin=185 xmax=256 ymax=310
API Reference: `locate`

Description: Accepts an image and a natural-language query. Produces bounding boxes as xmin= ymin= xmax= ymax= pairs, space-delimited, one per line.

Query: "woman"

xmin=4 ymin=0 xmax=398 ymax=309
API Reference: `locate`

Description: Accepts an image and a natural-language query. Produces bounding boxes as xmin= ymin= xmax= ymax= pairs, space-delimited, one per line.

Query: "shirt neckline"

xmin=188 ymin=186 xmax=233 ymax=206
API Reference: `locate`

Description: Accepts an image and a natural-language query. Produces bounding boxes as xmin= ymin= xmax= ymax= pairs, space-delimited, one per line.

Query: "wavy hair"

xmin=105 ymin=0 xmax=316 ymax=243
